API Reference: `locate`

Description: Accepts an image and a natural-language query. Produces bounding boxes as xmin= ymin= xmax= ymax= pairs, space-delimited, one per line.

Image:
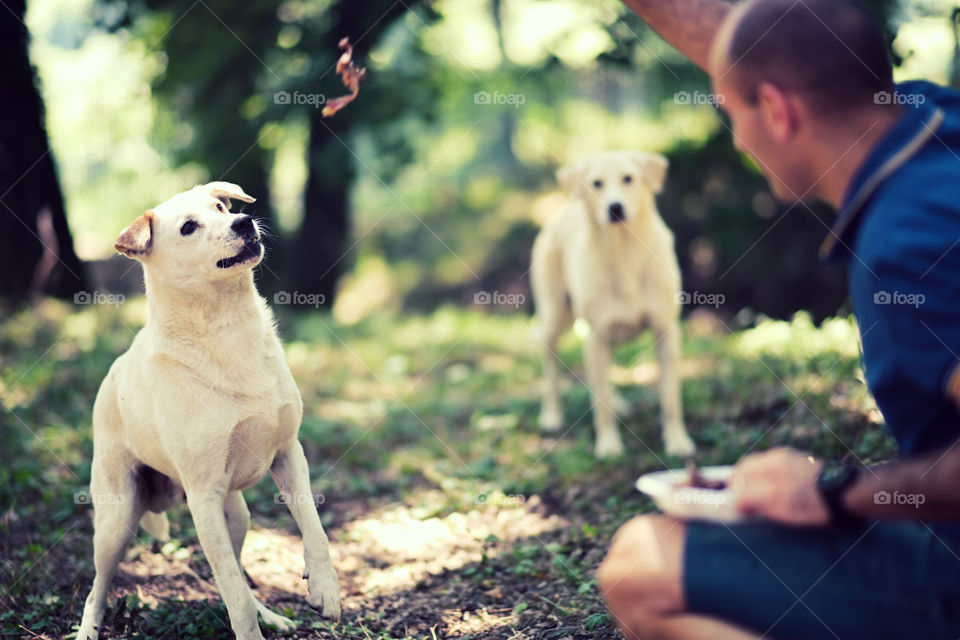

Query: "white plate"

xmin=636 ymin=465 xmax=745 ymax=523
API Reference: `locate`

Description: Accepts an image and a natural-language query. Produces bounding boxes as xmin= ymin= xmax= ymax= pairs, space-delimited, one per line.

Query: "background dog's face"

xmin=557 ymin=151 xmax=668 ymax=227
xmin=114 ymin=182 xmax=261 ymax=284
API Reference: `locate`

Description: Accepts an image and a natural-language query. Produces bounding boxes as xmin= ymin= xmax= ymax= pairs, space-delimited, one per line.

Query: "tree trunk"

xmin=291 ymin=0 xmax=410 ymax=309
xmin=293 ymin=116 xmax=354 ymax=307
xmin=0 ymin=0 xmax=86 ymax=305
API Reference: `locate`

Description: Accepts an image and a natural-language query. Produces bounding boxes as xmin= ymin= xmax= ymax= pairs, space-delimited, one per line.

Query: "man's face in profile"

xmin=708 ymin=7 xmax=817 ymax=204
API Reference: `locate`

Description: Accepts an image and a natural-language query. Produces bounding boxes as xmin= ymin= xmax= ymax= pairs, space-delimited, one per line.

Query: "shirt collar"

xmin=819 ymin=99 xmax=945 ymax=264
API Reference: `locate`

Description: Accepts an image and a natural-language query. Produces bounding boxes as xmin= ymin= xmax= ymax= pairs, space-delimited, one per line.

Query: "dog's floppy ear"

xmin=115 ymin=210 xmax=154 ymax=259
xmin=632 ymin=152 xmax=669 ymax=194
xmin=203 ymin=182 xmax=256 ymax=210
xmin=556 ymin=160 xmax=585 ymax=194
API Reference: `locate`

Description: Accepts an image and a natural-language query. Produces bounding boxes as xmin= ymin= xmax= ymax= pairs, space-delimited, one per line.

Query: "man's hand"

xmin=731 ymin=448 xmax=830 ymax=526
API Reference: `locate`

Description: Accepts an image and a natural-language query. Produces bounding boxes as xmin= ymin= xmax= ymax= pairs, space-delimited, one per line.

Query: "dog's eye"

xmin=622 ymin=175 xmax=633 ymax=185
xmin=593 ymin=179 xmax=603 ymax=189
xmin=180 ymin=220 xmax=198 ymax=236
xmin=216 ymin=202 xmax=225 ymax=212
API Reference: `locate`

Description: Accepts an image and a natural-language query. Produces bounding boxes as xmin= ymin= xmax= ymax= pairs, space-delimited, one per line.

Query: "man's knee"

xmin=598 ymin=514 xmax=686 ymax=617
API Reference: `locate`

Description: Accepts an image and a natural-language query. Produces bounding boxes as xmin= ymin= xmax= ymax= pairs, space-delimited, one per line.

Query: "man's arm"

xmin=733 ymin=439 xmax=960 ymax=525
xmin=621 ymin=0 xmax=733 ymax=71
xmin=843 ymin=439 xmax=960 ymax=519
xmin=841 ymin=389 xmax=960 ymax=519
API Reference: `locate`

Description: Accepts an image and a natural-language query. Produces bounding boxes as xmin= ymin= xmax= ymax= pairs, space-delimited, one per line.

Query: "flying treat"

xmin=322 ymin=37 xmax=367 ymax=117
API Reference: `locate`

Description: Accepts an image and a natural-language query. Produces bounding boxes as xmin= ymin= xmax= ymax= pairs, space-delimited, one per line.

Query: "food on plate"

xmin=683 ymin=460 xmax=728 ymax=490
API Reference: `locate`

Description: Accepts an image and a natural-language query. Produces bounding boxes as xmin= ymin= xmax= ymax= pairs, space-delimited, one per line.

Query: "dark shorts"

xmin=684 ymin=520 xmax=960 ymax=640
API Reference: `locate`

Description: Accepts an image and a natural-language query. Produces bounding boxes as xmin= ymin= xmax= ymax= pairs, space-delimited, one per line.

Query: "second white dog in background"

xmin=531 ymin=151 xmax=695 ymax=458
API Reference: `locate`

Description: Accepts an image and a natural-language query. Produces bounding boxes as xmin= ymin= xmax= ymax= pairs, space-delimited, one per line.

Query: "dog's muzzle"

xmin=216 ymin=215 xmax=262 ymax=269
xmin=608 ymin=202 xmax=626 ymax=223
xmin=231 ymin=214 xmax=257 ymax=241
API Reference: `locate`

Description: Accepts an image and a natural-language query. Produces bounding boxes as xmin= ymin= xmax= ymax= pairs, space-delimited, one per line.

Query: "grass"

xmin=0 ymin=299 xmax=896 ymax=638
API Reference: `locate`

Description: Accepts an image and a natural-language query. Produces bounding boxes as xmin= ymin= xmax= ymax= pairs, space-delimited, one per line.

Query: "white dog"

xmin=531 ymin=151 xmax=695 ymax=458
xmin=76 ymin=182 xmax=341 ymax=640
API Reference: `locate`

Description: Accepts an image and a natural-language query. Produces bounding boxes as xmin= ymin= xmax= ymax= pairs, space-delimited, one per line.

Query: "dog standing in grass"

xmin=531 ymin=151 xmax=695 ymax=458
xmin=76 ymin=182 xmax=341 ymax=640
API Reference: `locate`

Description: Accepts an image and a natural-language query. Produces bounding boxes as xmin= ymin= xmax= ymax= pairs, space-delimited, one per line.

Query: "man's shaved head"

xmin=714 ymin=0 xmax=893 ymax=113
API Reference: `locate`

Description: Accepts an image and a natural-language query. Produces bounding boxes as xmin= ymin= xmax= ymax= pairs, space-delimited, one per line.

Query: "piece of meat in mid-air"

xmin=322 ymin=37 xmax=367 ymax=118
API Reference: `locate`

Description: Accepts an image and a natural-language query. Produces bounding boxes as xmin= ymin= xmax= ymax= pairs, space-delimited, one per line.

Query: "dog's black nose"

xmin=231 ymin=214 xmax=255 ymax=238
xmin=608 ymin=202 xmax=626 ymax=223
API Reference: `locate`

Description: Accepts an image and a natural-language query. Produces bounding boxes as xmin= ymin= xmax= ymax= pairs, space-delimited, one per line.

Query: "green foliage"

xmin=33 ymin=0 xmax=953 ymax=319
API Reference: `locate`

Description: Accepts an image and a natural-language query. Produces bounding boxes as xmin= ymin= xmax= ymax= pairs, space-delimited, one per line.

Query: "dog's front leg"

xmin=584 ymin=331 xmax=625 ymax=458
xmin=271 ymin=440 xmax=341 ymax=620
xmin=655 ymin=322 xmax=695 ymax=457
xmin=187 ymin=489 xmax=263 ymax=640
xmin=77 ymin=461 xmax=142 ymax=640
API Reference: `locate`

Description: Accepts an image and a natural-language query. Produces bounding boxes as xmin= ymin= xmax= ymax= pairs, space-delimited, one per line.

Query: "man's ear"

xmin=632 ymin=152 xmax=669 ymax=194
xmin=556 ymin=160 xmax=585 ymax=194
xmin=948 ymin=367 xmax=960 ymax=412
xmin=115 ymin=210 xmax=154 ymax=259
xmin=756 ymin=81 xmax=795 ymax=143
xmin=202 ymin=181 xmax=256 ymax=210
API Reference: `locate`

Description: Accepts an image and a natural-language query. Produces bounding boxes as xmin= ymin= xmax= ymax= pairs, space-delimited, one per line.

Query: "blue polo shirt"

xmin=821 ymin=80 xmax=960 ymax=457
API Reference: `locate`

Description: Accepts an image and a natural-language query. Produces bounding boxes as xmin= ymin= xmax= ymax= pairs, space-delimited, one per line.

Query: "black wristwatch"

xmin=816 ymin=462 xmax=861 ymax=526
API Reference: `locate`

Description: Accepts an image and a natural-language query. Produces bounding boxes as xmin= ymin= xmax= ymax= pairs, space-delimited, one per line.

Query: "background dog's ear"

xmin=632 ymin=152 xmax=669 ymax=194
xmin=115 ymin=211 xmax=154 ymax=259
xmin=556 ymin=161 xmax=584 ymax=194
xmin=203 ymin=182 xmax=256 ymax=210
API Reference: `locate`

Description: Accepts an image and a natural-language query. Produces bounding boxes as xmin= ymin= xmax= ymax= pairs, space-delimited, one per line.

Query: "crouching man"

xmin=598 ymin=1 xmax=960 ymax=638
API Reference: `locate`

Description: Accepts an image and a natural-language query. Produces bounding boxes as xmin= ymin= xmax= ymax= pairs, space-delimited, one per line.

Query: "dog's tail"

xmin=139 ymin=511 xmax=170 ymax=542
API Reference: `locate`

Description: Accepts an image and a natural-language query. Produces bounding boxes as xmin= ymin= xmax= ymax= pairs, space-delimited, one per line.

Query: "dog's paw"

xmin=258 ymin=606 xmax=297 ymax=632
xmin=594 ymin=434 xmax=625 ymax=458
xmin=306 ymin=568 xmax=341 ymax=621
xmin=76 ymin=625 xmax=98 ymax=640
xmin=664 ymin=430 xmax=696 ymax=458
xmin=538 ymin=408 xmax=563 ymax=432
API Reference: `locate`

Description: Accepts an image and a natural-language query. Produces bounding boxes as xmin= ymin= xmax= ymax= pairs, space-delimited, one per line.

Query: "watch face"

xmin=819 ymin=463 xmax=852 ymax=491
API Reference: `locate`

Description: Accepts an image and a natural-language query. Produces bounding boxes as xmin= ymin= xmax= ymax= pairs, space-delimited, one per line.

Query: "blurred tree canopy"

xmin=9 ymin=0 xmax=959 ymax=321
xmin=95 ymin=0 xmax=441 ymax=304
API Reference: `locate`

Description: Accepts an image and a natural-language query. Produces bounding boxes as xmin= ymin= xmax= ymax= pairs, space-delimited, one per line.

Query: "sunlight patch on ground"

xmin=442 ymin=606 xmax=514 ymax=636
xmin=732 ymin=313 xmax=860 ymax=360
xmin=338 ymin=498 xmax=566 ymax=598
xmin=610 ymin=355 xmax=714 ymax=386
xmin=241 ymin=528 xmax=311 ymax=599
